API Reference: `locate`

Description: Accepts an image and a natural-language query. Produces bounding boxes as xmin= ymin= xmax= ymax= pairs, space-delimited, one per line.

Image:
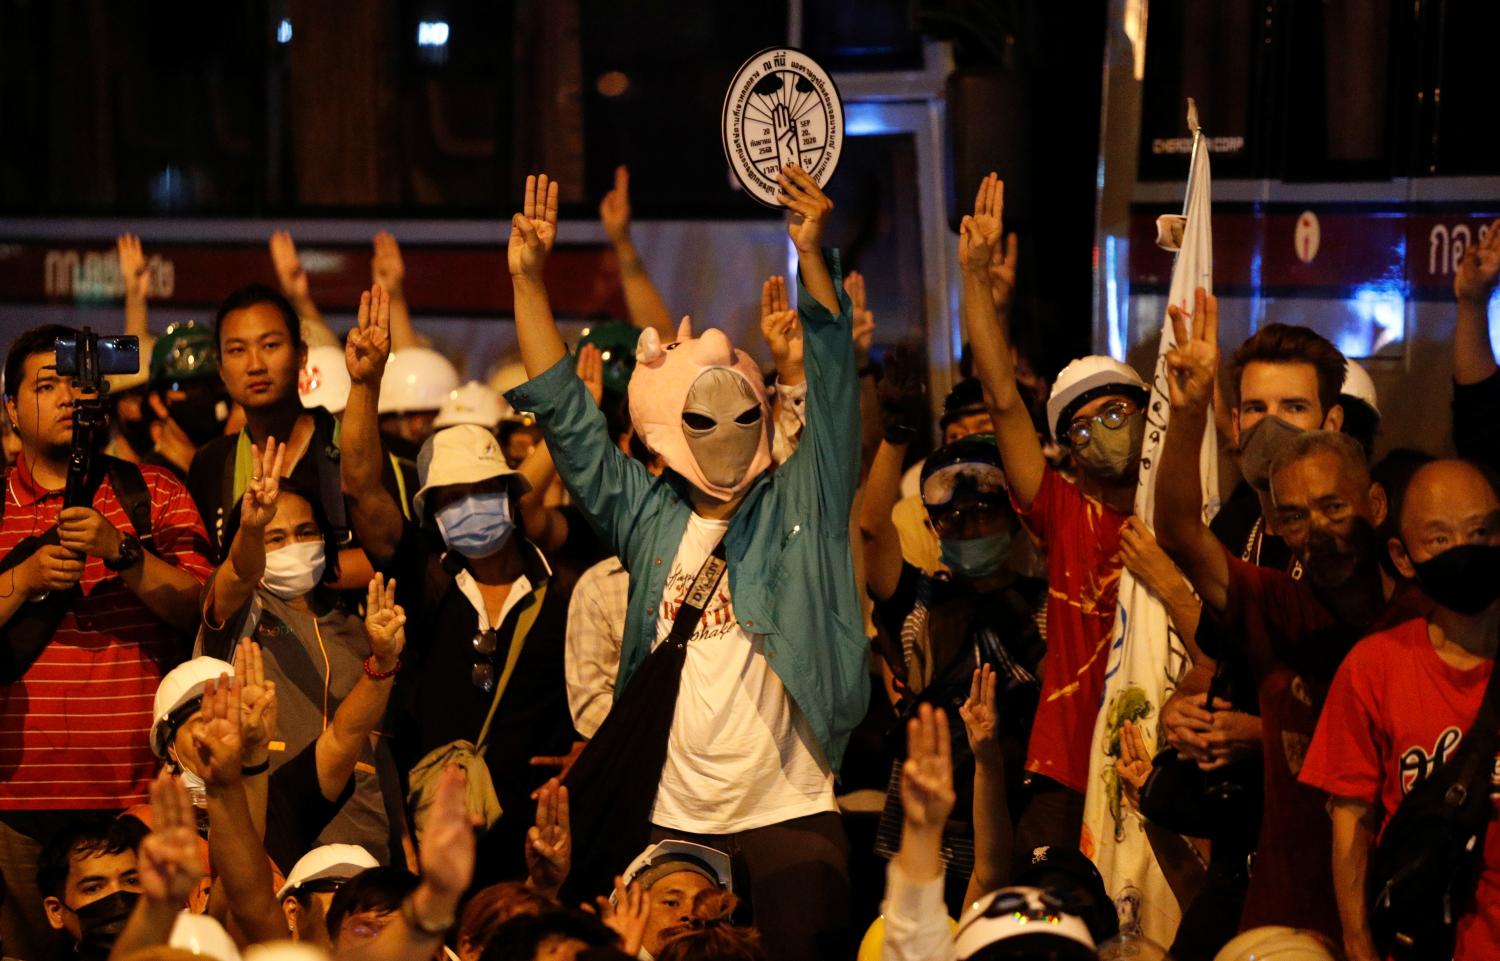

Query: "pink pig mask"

xmin=627 ymin=316 xmax=773 ymax=502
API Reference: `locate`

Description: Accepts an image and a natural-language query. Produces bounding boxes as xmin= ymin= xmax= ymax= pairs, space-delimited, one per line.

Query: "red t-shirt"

xmin=0 ymin=456 xmax=213 ymax=810
xmin=1301 ymin=618 xmax=1500 ymax=961
xmin=1014 ymin=467 xmax=1127 ymax=794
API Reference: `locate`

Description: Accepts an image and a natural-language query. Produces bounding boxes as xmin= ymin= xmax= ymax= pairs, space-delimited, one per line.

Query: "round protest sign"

xmin=721 ymin=47 xmax=843 ymax=208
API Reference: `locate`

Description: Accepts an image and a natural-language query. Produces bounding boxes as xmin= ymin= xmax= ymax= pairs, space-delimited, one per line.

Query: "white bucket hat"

xmin=413 ymin=424 xmax=531 ymax=520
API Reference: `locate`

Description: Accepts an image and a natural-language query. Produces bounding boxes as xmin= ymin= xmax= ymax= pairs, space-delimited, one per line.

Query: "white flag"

xmin=1079 ymin=99 xmax=1218 ymax=947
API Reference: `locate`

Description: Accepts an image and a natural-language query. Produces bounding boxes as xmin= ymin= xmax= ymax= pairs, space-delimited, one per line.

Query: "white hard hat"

xmin=151 ymin=657 xmax=235 ymax=758
xmin=1047 ymin=355 xmax=1150 ymax=441
xmin=1339 ymin=359 xmax=1380 ymax=420
xmin=299 ymin=346 xmax=352 ymax=415
xmin=276 ymin=844 xmax=380 ymax=901
xmin=618 ymin=840 xmax=733 ymax=904
xmin=379 ymin=348 xmax=460 ymax=415
xmin=1212 ymin=926 xmax=1339 ymax=961
xmin=170 ymin=910 xmax=243 ymax=961
xmin=432 ymin=381 xmax=511 ymax=431
xmin=954 ymin=886 xmax=1096 ymax=961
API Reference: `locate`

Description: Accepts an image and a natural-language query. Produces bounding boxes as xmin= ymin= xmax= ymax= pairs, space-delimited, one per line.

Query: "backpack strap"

xmin=104 ymin=457 xmax=157 ymax=556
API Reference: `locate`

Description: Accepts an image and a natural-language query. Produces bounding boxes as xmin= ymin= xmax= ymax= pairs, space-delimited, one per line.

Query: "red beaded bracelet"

xmin=363 ymin=656 xmax=400 ymax=680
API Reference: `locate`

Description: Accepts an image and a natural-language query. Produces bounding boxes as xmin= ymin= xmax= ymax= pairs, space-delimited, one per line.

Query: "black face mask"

xmin=1409 ymin=543 xmax=1500 ymax=616
xmin=67 ymin=890 xmax=139 ymax=960
xmin=167 ymin=390 xmax=229 ymax=447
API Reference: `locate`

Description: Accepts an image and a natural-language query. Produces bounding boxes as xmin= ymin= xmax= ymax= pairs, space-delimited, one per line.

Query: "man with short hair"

xmin=0 ymin=324 xmax=214 ymax=961
xmin=186 ymin=284 xmax=409 ymax=574
xmin=37 ymin=816 xmax=149 ymax=961
xmin=962 ymin=173 xmax=1151 ymax=850
xmin=1156 ymin=289 xmax=1421 ymax=942
xmin=1159 ymin=320 xmax=1350 ymax=960
xmin=618 ymin=840 xmax=732 ymax=960
xmin=341 ymin=286 xmax=574 ymax=887
xmin=1302 ymin=458 xmax=1500 ymax=961
xmin=1214 ymin=322 xmax=1349 ymax=572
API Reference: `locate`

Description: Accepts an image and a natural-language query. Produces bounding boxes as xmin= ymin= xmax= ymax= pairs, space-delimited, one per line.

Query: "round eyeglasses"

xmin=1067 ymin=400 xmax=1139 ymax=449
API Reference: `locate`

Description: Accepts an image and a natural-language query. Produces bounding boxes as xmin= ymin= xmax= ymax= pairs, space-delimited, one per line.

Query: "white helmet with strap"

xmin=1046 ymin=356 xmax=1149 ymax=442
xmin=150 ymin=657 xmax=235 ymax=758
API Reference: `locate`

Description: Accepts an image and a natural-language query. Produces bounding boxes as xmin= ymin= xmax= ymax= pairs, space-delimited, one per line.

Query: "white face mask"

xmin=179 ymin=765 xmax=208 ymax=809
xmin=260 ymin=539 xmax=327 ymax=599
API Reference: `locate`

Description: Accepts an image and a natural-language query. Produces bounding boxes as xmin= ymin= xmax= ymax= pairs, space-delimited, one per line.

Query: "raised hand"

xmin=239 ymin=437 xmax=285 ymax=531
xmin=959 ymin=173 xmax=1003 ymax=274
xmin=598 ymin=166 xmax=633 ymax=246
xmin=346 ymin=283 xmax=392 ymax=385
xmin=958 ymin=665 xmax=1002 ymax=765
xmin=268 ymin=231 xmax=311 ymax=304
xmin=138 ymin=770 xmax=204 ymax=905
xmin=1115 ymin=720 xmax=1153 ymax=810
xmin=596 ymin=877 xmax=649 ymax=957
xmin=1165 ymin=286 xmax=1218 ymax=413
xmin=234 ymin=639 xmax=277 ymax=763
xmin=1455 ymin=219 xmax=1500 ymax=305
xmin=759 ymin=276 xmax=804 ymax=379
xmin=844 ymin=271 xmax=875 ymax=356
xmin=900 ymin=703 xmax=955 ymax=831
xmin=364 ymin=573 xmax=406 ymax=672
xmin=419 ymin=766 xmax=477 ymax=899
xmin=989 ymin=232 xmax=1020 ymax=312
xmin=371 ymin=231 xmax=406 ymax=298
xmin=577 ymin=344 xmax=606 ymax=407
xmin=192 ymin=674 xmax=245 ymax=788
xmin=509 ymin=174 xmax=559 ymax=280
xmin=117 ymin=234 xmax=151 ymax=303
xmin=524 ymin=778 xmax=571 ymax=897
xmin=778 ymin=164 xmax=834 ymax=254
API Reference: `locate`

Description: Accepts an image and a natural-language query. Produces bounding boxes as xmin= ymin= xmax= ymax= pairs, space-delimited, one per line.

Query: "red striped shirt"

xmin=0 ymin=455 xmax=213 ymax=810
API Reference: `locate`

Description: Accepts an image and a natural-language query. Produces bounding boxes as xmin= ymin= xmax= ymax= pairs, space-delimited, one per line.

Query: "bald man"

xmin=1303 ymin=459 xmax=1500 ymax=961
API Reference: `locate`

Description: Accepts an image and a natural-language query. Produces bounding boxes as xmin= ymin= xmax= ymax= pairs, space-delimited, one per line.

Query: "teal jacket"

xmin=505 ymin=251 xmax=870 ymax=771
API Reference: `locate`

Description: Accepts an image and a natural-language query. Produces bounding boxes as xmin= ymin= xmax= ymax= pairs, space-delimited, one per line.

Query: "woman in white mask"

xmin=198 ymin=437 xmax=406 ymax=871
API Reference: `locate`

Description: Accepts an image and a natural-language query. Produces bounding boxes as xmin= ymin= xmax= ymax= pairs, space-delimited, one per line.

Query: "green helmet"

xmin=150 ymin=320 xmax=218 ymax=387
xmin=576 ymin=321 xmax=642 ymax=396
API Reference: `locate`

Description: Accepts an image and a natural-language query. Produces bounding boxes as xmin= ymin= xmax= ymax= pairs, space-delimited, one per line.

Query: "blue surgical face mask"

xmin=436 ymin=491 xmax=515 ymax=559
xmin=940 ymin=531 xmax=1012 ymax=579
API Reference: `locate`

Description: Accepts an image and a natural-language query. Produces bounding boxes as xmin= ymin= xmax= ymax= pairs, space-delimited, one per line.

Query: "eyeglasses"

xmin=471 ymin=628 xmax=500 ymax=692
xmin=1067 ymin=400 xmax=1139 ymax=449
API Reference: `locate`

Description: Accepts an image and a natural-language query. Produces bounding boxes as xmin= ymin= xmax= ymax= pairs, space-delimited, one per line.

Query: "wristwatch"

xmin=105 ymin=535 xmax=144 ymax=573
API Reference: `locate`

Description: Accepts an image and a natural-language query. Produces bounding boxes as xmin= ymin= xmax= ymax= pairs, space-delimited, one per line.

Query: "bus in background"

xmin=1095 ymin=0 xmax=1500 ymax=457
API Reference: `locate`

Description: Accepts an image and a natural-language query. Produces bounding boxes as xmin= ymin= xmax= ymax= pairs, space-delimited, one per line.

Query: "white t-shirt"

xmin=650 ymin=514 xmax=836 ymax=834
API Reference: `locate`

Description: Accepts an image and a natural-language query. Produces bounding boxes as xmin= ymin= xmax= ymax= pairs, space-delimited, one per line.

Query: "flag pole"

xmin=1182 ymin=97 xmax=1203 ymax=218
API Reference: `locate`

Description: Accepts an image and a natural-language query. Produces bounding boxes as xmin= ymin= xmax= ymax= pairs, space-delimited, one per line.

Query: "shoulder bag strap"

xmin=474 ymin=583 xmax=548 ymax=754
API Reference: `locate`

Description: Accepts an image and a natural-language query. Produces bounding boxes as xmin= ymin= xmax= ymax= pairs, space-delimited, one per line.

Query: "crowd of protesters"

xmin=1 ymin=158 xmax=1500 ymax=961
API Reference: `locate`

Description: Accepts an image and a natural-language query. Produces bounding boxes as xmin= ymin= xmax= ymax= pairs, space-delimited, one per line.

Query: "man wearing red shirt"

xmin=962 ymin=173 xmax=1151 ymax=851
xmin=1156 ymin=290 xmax=1409 ymax=945
xmin=0 ymin=325 xmax=212 ymax=961
xmin=1302 ymin=459 xmax=1500 ymax=961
